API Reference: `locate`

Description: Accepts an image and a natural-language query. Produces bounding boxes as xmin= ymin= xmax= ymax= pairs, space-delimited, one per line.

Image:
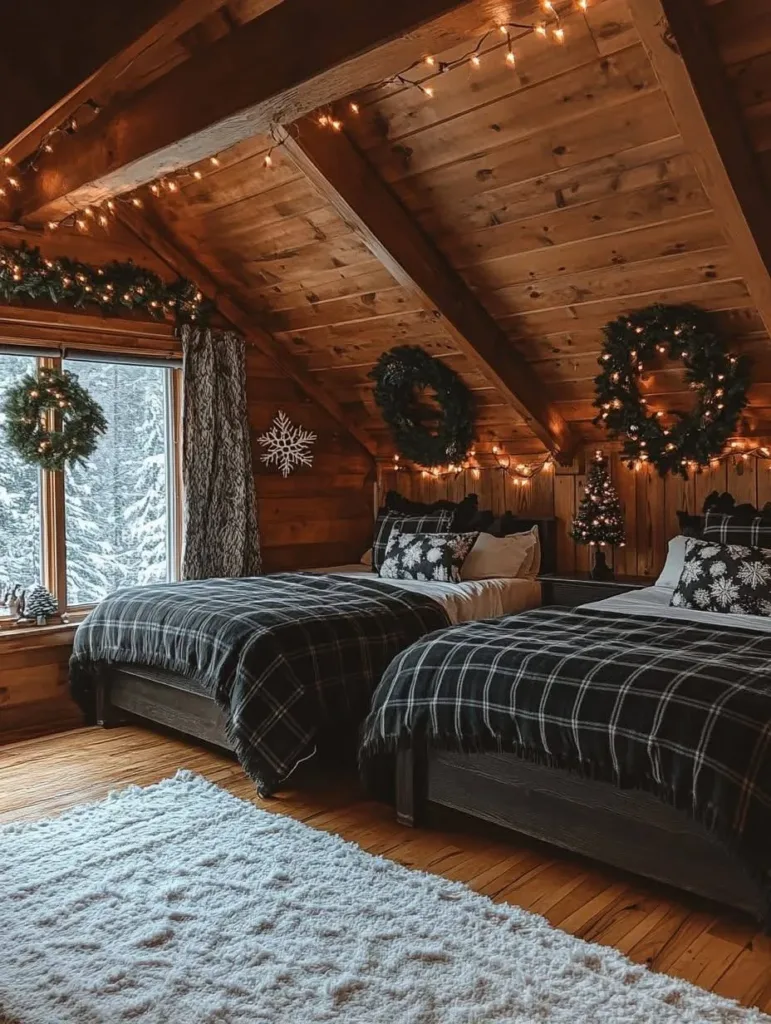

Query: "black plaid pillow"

xmin=371 ymin=510 xmax=453 ymax=572
xmin=379 ymin=530 xmax=479 ymax=584
xmin=703 ymin=511 xmax=771 ymax=548
xmin=671 ymin=538 xmax=771 ymax=615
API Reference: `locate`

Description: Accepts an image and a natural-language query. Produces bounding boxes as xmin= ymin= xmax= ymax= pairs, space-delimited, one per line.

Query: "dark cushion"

xmin=379 ymin=530 xmax=479 ymax=584
xmin=372 ymin=510 xmax=453 ymax=572
xmin=676 ymin=510 xmax=704 ymax=539
xmin=703 ymin=511 xmax=771 ymax=549
xmin=671 ymin=538 xmax=771 ymax=616
xmin=383 ymin=491 xmax=479 ymax=531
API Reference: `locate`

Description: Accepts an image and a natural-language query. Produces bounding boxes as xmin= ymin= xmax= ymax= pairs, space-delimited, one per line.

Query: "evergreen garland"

xmin=2 ymin=366 xmax=107 ymax=471
xmin=369 ymin=345 xmax=475 ymax=466
xmin=0 ymin=242 xmax=213 ymax=324
xmin=594 ymin=304 xmax=750 ymax=478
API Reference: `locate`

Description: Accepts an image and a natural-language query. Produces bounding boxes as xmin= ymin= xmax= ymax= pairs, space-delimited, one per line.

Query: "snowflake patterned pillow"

xmin=379 ymin=530 xmax=480 ymax=584
xmin=670 ymin=538 xmax=771 ymax=616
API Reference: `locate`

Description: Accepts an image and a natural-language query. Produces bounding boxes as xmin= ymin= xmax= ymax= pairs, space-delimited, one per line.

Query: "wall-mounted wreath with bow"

xmin=594 ymin=304 xmax=750 ymax=478
xmin=369 ymin=345 xmax=475 ymax=466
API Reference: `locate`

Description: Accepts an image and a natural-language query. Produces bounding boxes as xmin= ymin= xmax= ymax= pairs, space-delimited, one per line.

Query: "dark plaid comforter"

xmin=361 ymin=607 xmax=771 ymax=908
xmin=71 ymin=573 xmax=448 ymax=793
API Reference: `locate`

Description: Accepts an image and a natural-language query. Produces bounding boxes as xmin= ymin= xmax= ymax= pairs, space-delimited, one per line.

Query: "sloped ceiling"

xmin=9 ymin=0 xmax=771 ymax=459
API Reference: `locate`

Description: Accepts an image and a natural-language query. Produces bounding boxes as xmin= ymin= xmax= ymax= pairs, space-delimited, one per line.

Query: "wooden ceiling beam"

xmin=18 ymin=0 xmax=494 ymax=225
xmin=0 ymin=1 xmax=220 ymax=158
xmin=628 ymin=0 xmax=771 ymax=336
xmin=279 ymin=121 xmax=576 ymax=460
xmin=116 ymin=206 xmax=376 ymax=457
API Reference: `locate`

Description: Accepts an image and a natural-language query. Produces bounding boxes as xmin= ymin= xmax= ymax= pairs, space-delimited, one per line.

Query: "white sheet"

xmin=585 ymin=584 xmax=771 ymax=634
xmin=312 ymin=564 xmax=541 ymax=624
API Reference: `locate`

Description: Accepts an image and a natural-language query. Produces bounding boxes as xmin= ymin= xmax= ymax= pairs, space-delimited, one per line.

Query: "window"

xmin=0 ymin=350 xmax=180 ymax=612
xmin=0 ymin=354 xmax=43 ymax=592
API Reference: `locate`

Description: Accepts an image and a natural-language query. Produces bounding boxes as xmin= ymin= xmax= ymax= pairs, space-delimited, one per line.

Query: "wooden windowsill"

xmin=0 ymin=621 xmax=78 ymax=652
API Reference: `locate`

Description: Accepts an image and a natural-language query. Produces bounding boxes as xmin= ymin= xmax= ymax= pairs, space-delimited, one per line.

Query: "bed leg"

xmin=95 ymin=675 xmax=125 ymax=728
xmin=396 ymin=745 xmax=426 ymax=827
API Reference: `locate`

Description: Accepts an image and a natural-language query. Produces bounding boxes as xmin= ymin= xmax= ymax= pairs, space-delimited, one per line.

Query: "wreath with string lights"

xmin=594 ymin=304 xmax=750 ymax=478
xmin=2 ymin=367 xmax=107 ymax=471
xmin=369 ymin=345 xmax=475 ymax=466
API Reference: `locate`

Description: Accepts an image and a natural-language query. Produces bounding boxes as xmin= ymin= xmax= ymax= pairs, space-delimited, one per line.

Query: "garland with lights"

xmin=0 ymin=242 xmax=212 ymax=324
xmin=594 ymin=304 xmax=750 ymax=479
xmin=2 ymin=366 xmax=107 ymax=471
xmin=371 ymin=345 xmax=475 ymax=466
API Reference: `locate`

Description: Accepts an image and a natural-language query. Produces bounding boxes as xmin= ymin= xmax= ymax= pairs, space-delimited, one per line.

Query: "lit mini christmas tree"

xmin=570 ymin=451 xmax=625 ymax=580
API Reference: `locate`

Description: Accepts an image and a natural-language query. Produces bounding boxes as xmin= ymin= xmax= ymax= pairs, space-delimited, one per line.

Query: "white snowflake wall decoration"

xmin=258 ymin=410 xmax=317 ymax=478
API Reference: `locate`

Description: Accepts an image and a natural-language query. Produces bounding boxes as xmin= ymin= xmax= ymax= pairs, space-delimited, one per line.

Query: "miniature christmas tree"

xmin=22 ymin=584 xmax=58 ymax=625
xmin=570 ymin=451 xmax=625 ymax=579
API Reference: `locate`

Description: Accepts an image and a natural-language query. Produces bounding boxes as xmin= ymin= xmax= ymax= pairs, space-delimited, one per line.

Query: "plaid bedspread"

xmin=361 ymin=607 xmax=771 ymax=906
xmin=71 ymin=573 xmax=448 ymax=794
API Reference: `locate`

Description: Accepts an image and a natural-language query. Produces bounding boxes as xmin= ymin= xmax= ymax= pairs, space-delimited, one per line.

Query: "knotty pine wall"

xmin=378 ymin=447 xmax=771 ymax=580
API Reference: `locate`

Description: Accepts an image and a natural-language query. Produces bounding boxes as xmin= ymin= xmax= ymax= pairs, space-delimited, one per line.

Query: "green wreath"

xmin=3 ymin=367 xmax=108 ymax=471
xmin=369 ymin=345 xmax=475 ymax=466
xmin=594 ymin=304 xmax=750 ymax=477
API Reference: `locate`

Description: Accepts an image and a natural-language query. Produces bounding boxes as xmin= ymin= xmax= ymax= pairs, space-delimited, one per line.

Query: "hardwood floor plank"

xmin=0 ymin=725 xmax=769 ymax=1011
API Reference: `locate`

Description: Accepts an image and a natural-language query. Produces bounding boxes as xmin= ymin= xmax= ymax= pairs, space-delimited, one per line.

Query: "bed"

xmin=73 ymin=517 xmax=553 ymax=797
xmin=360 ymin=576 xmax=771 ymax=922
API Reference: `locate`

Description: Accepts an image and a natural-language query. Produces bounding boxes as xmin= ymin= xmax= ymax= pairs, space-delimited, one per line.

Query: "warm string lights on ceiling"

xmin=629 ymin=440 xmax=771 ymax=475
xmin=2 ymin=0 xmax=589 ymax=224
xmin=260 ymin=0 xmax=589 ymax=168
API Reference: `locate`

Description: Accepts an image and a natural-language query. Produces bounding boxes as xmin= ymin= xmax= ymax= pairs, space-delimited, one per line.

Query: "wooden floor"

xmin=1 ymin=726 xmax=770 ymax=1013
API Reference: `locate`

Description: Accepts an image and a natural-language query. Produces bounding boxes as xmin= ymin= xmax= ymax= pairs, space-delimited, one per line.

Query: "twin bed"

xmin=69 ymin=501 xmax=771 ymax=925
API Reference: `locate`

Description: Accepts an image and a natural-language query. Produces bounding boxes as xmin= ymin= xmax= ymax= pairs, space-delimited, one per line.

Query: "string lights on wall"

xmin=391 ymin=446 xmax=555 ymax=484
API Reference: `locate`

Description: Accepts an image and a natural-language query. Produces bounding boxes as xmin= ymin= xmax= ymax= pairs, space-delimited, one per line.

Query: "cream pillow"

xmin=360 ymin=548 xmax=373 ymax=567
xmin=461 ymin=531 xmax=536 ymax=581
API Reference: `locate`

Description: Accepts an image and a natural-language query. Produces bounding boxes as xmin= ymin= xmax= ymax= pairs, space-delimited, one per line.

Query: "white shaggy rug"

xmin=0 ymin=772 xmax=767 ymax=1024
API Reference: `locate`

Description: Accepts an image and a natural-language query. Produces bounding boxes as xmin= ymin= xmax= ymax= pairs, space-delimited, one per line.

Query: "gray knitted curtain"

xmin=179 ymin=325 xmax=261 ymax=579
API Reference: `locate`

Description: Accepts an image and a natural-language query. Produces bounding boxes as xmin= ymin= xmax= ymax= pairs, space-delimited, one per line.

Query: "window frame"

xmin=5 ymin=351 xmax=183 ymax=614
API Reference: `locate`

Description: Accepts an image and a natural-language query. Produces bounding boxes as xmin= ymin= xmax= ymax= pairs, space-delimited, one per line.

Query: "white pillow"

xmin=513 ymin=526 xmax=541 ymax=578
xmin=462 ymin=531 xmax=535 ymax=581
xmin=656 ymin=535 xmax=688 ymax=589
xmin=360 ymin=548 xmax=373 ymax=567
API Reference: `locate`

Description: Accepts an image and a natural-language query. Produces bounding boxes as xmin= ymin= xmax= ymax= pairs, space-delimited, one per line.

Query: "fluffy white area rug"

xmin=0 ymin=772 xmax=767 ymax=1024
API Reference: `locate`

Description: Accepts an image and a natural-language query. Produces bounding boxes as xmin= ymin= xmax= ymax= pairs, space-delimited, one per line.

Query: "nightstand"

xmin=538 ymin=572 xmax=652 ymax=608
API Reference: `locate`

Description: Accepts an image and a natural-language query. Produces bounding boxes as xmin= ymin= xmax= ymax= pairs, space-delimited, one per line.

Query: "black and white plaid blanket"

xmin=71 ymin=573 xmax=448 ymax=794
xmin=361 ymin=607 xmax=771 ymax=908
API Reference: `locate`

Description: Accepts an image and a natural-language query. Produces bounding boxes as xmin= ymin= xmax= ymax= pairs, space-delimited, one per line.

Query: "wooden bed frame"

xmin=93 ymin=517 xmax=557 ymax=747
xmin=395 ymin=746 xmax=764 ymax=918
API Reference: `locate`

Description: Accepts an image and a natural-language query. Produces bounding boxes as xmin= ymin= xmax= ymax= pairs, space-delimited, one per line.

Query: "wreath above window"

xmin=2 ymin=366 xmax=107 ymax=471
xmin=594 ymin=304 xmax=750 ymax=478
xmin=369 ymin=345 xmax=475 ymax=466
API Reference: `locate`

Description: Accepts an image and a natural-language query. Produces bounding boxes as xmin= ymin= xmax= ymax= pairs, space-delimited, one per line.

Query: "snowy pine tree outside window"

xmin=64 ymin=360 xmax=175 ymax=606
xmin=0 ymin=351 xmax=180 ymax=612
xmin=0 ymin=354 xmax=42 ymax=593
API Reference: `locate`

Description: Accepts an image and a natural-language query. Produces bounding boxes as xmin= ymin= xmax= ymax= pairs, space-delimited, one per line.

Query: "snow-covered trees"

xmin=0 ymin=354 xmax=42 ymax=588
xmin=1 ymin=356 xmax=173 ymax=606
xmin=64 ymin=361 xmax=171 ymax=604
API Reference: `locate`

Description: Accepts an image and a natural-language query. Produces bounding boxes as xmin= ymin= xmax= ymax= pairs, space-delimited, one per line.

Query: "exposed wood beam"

xmin=116 ymin=207 xmax=376 ymax=457
xmin=628 ymin=0 xmax=771 ymax=336
xmin=18 ymin=0 xmax=495 ymax=224
xmin=0 ymin=1 xmax=219 ymax=156
xmin=279 ymin=121 xmax=576 ymax=460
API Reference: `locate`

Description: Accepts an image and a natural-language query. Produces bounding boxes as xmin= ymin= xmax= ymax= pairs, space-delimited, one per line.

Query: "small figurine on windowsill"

xmin=16 ymin=584 xmax=60 ymax=626
xmin=570 ymin=451 xmax=626 ymax=580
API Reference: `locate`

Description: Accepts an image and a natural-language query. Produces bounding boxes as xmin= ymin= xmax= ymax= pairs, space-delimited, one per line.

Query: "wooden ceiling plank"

xmin=1 ymin=0 xmax=220 ymax=160
xmin=116 ymin=206 xmax=376 ymax=457
xmin=627 ymin=0 xmax=771 ymax=336
xmin=19 ymin=0 xmax=500 ymax=224
xmin=279 ymin=120 xmax=575 ymax=460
